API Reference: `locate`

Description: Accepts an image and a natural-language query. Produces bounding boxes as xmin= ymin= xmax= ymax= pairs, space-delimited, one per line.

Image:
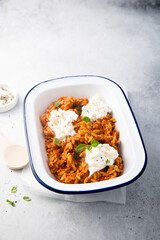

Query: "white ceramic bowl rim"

xmin=23 ymin=75 xmax=147 ymax=194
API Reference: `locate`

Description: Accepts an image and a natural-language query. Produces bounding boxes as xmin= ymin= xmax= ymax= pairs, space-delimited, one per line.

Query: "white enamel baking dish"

xmin=23 ymin=75 xmax=147 ymax=194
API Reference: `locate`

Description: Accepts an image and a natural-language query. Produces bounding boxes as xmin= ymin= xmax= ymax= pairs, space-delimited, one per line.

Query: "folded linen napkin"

xmin=21 ymin=164 xmax=126 ymax=204
xmin=21 ymin=87 xmax=128 ymax=203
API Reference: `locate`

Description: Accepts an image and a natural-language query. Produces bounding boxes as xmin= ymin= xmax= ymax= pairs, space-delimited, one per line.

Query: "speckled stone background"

xmin=0 ymin=1 xmax=160 ymax=239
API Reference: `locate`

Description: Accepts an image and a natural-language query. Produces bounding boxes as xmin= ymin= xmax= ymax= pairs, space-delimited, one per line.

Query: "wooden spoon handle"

xmin=0 ymin=134 xmax=10 ymax=150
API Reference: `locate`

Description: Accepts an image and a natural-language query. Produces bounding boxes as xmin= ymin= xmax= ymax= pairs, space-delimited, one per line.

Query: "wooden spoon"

xmin=0 ymin=134 xmax=29 ymax=170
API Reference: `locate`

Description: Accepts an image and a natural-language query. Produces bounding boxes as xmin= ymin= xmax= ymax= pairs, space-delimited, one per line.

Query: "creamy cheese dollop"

xmin=48 ymin=108 xmax=78 ymax=141
xmin=81 ymin=95 xmax=111 ymax=121
xmin=85 ymin=143 xmax=118 ymax=176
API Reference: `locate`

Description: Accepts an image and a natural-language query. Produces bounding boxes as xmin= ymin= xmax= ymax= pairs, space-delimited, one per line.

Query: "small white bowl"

xmin=23 ymin=75 xmax=147 ymax=194
xmin=0 ymin=84 xmax=18 ymax=113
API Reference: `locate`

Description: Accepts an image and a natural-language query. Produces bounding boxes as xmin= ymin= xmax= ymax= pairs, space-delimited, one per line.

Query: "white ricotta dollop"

xmin=48 ymin=108 xmax=78 ymax=142
xmin=81 ymin=95 xmax=111 ymax=121
xmin=85 ymin=143 xmax=118 ymax=176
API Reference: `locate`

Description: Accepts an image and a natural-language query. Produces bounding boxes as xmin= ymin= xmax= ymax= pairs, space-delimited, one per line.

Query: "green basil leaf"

xmin=54 ymin=138 xmax=60 ymax=146
xmin=87 ymin=145 xmax=92 ymax=151
xmin=6 ymin=199 xmax=15 ymax=207
xmin=90 ymin=140 xmax=100 ymax=148
xmin=82 ymin=116 xmax=91 ymax=122
xmin=11 ymin=186 xmax=17 ymax=193
xmin=54 ymin=101 xmax=60 ymax=107
xmin=23 ymin=196 xmax=32 ymax=201
xmin=106 ymin=159 xmax=109 ymax=164
xmin=75 ymin=144 xmax=86 ymax=153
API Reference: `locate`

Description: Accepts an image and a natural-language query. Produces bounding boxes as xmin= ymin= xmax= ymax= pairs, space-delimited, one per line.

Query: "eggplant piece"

xmin=73 ymin=152 xmax=80 ymax=160
xmin=72 ymin=105 xmax=83 ymax=116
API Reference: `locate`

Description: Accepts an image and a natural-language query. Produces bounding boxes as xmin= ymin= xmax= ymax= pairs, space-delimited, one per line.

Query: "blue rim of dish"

xmin=23 ymin=75 xmax=147 ymax=194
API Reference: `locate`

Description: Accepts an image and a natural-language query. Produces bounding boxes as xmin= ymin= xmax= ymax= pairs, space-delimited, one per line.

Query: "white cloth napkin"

xmin=21 ymin=87 xmax=128 ymax=204
xmin=21 ymin=164 xmax=126 ymax=203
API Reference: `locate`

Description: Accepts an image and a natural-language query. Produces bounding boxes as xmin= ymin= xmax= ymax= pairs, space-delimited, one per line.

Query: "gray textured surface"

xmin=0 ymin=1 xmax=160 ymax=240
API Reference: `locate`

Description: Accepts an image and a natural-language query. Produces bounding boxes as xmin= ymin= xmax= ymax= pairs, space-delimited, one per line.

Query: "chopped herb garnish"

xmin=90 ymin=140 xmax=100 ymax=148
xmin=106 ymin=159 xmax=109 ymax=164
xmin=23 ymin=196 xmax=32 ymax=201
xmin=87 ymin=145 xmax=92 ymax=151
xmin=75 ymin=139 xmax=100 ymax=153
xmin=75 ymin=144 xmax=86 ymax=153
xmin=6 ymin=200 xmax=15 ymax=207
xmin=54 ymin=101 xmax=60 ymax=107
xmin=11 ymin=186 xmax=17 ymax=193
xmin=54 ymin=138 xmax=60 ymax=146
xmin=83 ymin=116 xmax=91 ymax=122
